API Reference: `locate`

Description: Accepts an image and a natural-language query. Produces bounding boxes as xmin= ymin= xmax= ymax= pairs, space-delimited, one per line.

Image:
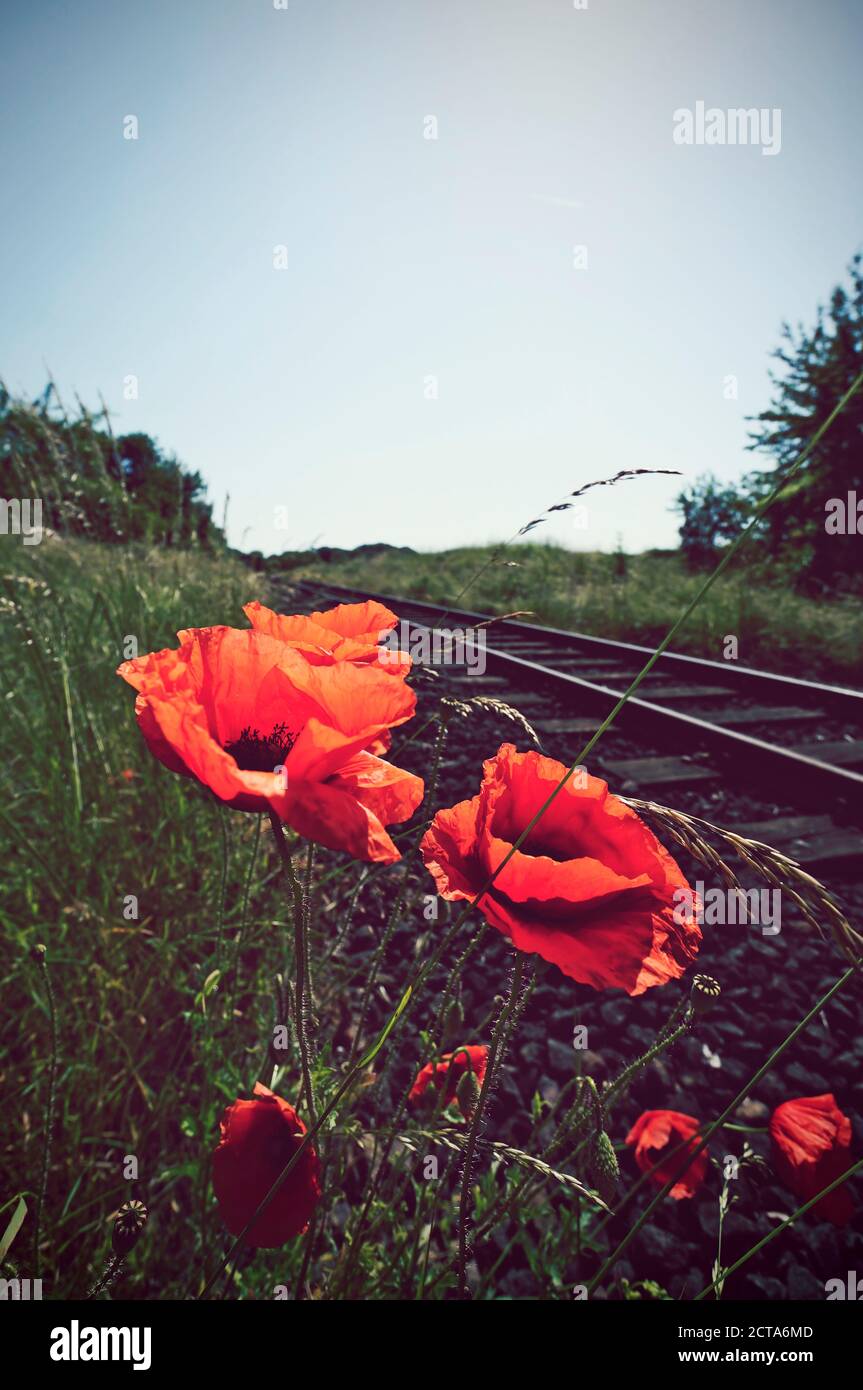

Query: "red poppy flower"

xmin=117 ymin=626 xmax=423 ymax=862
xmin=212 ymin=1083 xmax=321 ymax=1247
xmin=420 ymin=744 xmax=699 ymax=994
xmin=408 ymin=1045 xmax=489 ymax=1119
xmin=244 ymin=599 xmax=410 ymax=674
xmin=769 ymin=1094 xmax=854 ymax=1227
xmin=626 ymin=1110 xmax=708 ymax=1200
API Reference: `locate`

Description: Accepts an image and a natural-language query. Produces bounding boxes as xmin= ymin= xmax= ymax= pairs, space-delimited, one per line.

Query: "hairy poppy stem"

xmin=423 ymin=710 xmax=449 ymax=811
xmin=603 ymin=1013 xmax=692 ymax=1114
xmin=31 ymin=944 xmax=58 ymax=1281
xmin=268 ymin=814 xmax=317 ymax=1125
xmin=456 ymin=954 xmax=527 ymax=1299
xmin=85 ymin=1252 xmax=124 ymax=1300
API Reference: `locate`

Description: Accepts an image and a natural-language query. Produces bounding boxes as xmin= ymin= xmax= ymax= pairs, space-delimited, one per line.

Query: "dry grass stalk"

xmin=474 ymin=611 xmax=534 ymax=628
xmin=624 ymin=798 xmax=863 ymax=964
xmin=440 ymin=693 xmax=542 ymax=748
xmin=396 ymin=1129 xmax=609 ymax=1209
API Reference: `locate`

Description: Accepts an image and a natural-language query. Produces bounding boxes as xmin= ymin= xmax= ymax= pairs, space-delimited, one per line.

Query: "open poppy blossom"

xmin=769 ymin=1094 xmax=854 ymax=1227
xmin=420 ymin=744 xmax=699 ymax=994
xmin=626 ymin=1110 xmax=708 ymax=1200
xmin=407 ymin=1045 xmax=489 ymax=1119
xmin=117 ymin=625 xmax=423 ymax=862
xmin=244 ymin=598 xmax=411 ymax=674
xmin=212 ymin=1083 xmax=321 ymax=1248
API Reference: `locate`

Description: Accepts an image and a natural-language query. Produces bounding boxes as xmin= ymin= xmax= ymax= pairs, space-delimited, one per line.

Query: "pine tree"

xmin=745 ymin=253 xmax=863 ymax=591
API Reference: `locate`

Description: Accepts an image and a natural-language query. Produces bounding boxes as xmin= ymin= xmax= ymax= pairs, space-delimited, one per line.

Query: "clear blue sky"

xmin=1 ymin=0 xmax=861 ymax=555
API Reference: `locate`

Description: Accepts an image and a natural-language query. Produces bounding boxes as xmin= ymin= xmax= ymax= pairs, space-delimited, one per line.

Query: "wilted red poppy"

xmin=626 ymin=1110 xmax=708 ymax=1200
xmin=769 ymin=1094 xmax=854 ymax=1227
xmin=408 ymin=1045 xmax=489 ymax=1119
xmin=420 ymin=744 xmax=699 ymax=994
xmin=244 ymin=598 xmax=410 ymax=674
xmin=117 ymin=626 xmax=423 ymax=862
xmin=212 ymin=1083 xmax=321 ymax=1247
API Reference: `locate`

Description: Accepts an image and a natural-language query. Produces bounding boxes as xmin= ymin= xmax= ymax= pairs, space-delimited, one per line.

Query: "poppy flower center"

xmin=224 ymin=722 xmax=299 ymax=773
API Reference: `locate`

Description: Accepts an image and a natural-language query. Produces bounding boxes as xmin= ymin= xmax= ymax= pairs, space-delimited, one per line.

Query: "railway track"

xmin=280 ymin=576 xmax=863 ymax=878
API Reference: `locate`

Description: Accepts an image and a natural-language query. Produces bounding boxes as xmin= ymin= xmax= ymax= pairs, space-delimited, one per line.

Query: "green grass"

xmin=0 ymin=539 xmax=270 ymax=1297
xmin=293 ymin=543 xmax=863 ymax=684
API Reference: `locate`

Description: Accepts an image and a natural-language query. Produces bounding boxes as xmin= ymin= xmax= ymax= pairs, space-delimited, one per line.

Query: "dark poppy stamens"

xmin=225 ymin=721 xmax=298 ymax=773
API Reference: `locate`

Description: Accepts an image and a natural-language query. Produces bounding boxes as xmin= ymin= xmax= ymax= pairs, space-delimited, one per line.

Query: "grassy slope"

xmin=292 ymin=543 xmax=863 ymax=684
xmin=0 ymin=539 xmax=278 ymax=1296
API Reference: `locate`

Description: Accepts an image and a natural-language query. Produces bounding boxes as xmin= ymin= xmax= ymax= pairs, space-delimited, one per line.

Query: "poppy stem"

xmin=423 ymin=709 xmax=450 ymax=811
xmin=603 ymin=1013 xmax=693 ymax=1114
xmin=84 ymin=1252 xmax=124 ymax=1300
xmin=456 ymin=953 xmax=527 ymax=1299
xmin=268 ymin=813 xmax=317 ymax=1125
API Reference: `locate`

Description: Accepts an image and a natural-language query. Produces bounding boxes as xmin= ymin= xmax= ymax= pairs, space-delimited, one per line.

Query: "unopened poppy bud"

xmin=30 ymin=943 xmax=47 ymax=963
xmin=455 ymin=1067 xmax=482 ymax=1119
xmin=690 ymin=974 xmax=721 ymax=1016
xmin=589 ymin=1130 xmax=619 ymax=1204
xmin=112 ymin=1199 xmax=148 ymax=1256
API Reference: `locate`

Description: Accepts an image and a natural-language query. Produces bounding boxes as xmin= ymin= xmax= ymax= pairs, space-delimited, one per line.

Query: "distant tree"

xmin=673 ymin=473 xmax=748 ymax=569
xmin=745 ymin=253 xmax=863 ymax=591
xmin=0 ymin=385 xmax=223 ymax=549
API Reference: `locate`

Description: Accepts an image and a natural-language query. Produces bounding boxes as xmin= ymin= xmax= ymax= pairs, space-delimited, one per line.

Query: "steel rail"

xmin=284 ymin=577 xmax=863 ymax=816
xmin=290 ymin=577 xmax=863 ymax=713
